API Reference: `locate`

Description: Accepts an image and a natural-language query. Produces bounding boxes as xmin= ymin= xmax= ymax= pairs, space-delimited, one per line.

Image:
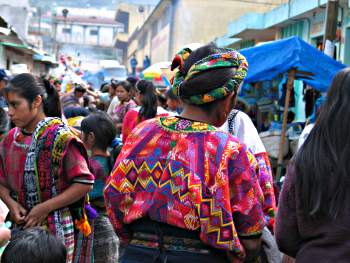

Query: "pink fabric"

xmin=122 ymin=108 xmax=169 ymax=143
xmin=0 ymin=128 xmax=93 ymax=199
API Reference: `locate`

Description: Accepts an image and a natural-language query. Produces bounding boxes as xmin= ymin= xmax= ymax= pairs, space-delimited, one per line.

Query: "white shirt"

xmin=107 ymin=96 xmax=120 ymax=116
xmin=221 ymin=110 xmax=266 ymax=154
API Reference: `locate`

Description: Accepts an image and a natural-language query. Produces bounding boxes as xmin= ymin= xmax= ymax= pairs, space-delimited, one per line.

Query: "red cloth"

xmin=0 ymin=128 xmax=94 ymax=201
xmin=122 ymin=107 xmax=169 ymax=143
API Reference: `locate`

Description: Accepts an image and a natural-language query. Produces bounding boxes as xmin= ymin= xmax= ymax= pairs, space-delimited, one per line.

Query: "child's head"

xmin=80 ymin=112 xmax=117 ymax=152
xmin=1 ymin=227 xmax=67 ymax=263
xmin=115 ymin=81 xmax=132 ymax=102
xmin=166 ymin=88 xmax=180 ymax=112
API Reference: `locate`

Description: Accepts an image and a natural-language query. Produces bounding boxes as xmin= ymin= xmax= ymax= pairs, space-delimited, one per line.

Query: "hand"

xmin=9 ymin=201 xmax=27 ymax=225
xmin=24 ymin=202 xmax=50 ymax=229
xmin=282 ymin=255 xmax=296 ymax=263
xmin=0 ymin=227 xmax=11 ymax=247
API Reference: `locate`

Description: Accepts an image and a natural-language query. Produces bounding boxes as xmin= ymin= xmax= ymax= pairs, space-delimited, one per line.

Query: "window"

xmin=62 ymin=28 xmax=71 ymax=34
xmin=90 ymin=29 xmax=98 ymax=36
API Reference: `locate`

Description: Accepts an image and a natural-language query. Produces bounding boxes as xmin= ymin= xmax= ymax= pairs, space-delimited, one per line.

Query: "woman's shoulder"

xmin=1 ymin=127 xmax=31 ymax=147
xmin=89 ymin=156 xmax=110 ymax=175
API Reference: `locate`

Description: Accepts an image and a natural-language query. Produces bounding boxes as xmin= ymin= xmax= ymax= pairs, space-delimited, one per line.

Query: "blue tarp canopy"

xmin=240 ymin=36 xmax=346 ymax=92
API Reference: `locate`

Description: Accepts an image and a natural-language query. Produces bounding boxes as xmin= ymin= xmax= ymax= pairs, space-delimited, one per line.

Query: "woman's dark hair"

xmin=0 ymin=107 xmax=9 ymax=135
xmin=81 ymin=111 xmax=117 ymax=151
xmin=117 ymin=81 xmax=132 ymax=93
xmin=63 ymin=106 xmax=90 ymax=119
xmin=295 ymin=68 xmax=350 ymax=219
xmin=178 ymin=44 xmax=237 ymax=112
xmin=2 ymin=227 xmax=67 ymax=263
xmin=100 ymin=82 xmax=109 ymax=92
xmin=110 ymin=80 xmax=119 ymax=91
xmin=127 ymin=76 xmax=138 ymax=88
xmin=136 ymin=80 xmax=157 ymax=121
xmin=5 ymin=73 xmax=62 ymax=117
xmin=166 ymin=88 xmax=179 ymax=101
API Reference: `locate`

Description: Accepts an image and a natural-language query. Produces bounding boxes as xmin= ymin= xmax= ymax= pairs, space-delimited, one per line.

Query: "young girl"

xmin=0 ymin=73 xmax=94 ymax=263
xmin=80 ymin=112 xmax=119 ymax=263
xmin=110 ymin=81 xmax=136 ymax=134
xmin=122 ymin=80 xmax=169 ymax=143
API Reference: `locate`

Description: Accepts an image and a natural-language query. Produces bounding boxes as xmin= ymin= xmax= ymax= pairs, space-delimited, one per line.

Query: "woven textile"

xmin=104 ymin=116 xmax=265 ymax=260
xmin=171 ymin=48 xmax=248 ymax=105
xmin=0 ymin=119 xmax=94 ymax=263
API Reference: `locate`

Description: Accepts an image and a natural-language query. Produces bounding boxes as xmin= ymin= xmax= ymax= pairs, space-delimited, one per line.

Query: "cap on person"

xmin=0 ymin=69 xmax=8 ymax=81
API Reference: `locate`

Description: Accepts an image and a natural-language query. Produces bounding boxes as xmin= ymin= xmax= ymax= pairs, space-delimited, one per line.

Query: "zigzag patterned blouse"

xmin=104 ymin=116 xmax=265 ymax=259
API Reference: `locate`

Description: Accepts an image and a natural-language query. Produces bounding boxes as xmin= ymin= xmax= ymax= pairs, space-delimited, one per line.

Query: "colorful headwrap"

xmin=170 ymin=47 xmax=248 ymax=105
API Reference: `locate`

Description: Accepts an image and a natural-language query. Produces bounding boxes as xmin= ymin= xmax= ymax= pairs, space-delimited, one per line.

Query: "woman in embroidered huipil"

xmin=0 ymin=74 xmax=95 ymax=263
xmin=110 ymin=81 xmax=136 ymax=134
xmin=104 ymin=44 xmax=265 ymax=263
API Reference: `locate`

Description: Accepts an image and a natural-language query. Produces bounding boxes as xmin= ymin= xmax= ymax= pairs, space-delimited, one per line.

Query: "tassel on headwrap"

xmin=170 ymin=47 xmax=248 ymax=105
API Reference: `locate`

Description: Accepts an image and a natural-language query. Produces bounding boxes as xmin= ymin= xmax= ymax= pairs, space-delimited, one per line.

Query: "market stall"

xmin=239 ymin=36 xmax=346 ymax=178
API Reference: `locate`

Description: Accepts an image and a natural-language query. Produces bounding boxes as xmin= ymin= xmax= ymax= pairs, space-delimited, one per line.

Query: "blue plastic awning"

xmin=240 ymin=36 xmax=346 ymax=92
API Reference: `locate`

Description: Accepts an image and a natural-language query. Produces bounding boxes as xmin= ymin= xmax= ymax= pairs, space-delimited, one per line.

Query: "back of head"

xmin=2 ymin=227 xmax=67 ymax=263
xmin=5 ymin=73 xmax=62 ymax=118
xmin=63 ymin=106 xmax=90 ymax=119
xmin=110 ymin=80 xmax=119 ymax=91
xmin=126 ymin=76 xmax=138 ymax=88
xmin=171 ymin=43 xmax=247 ymax=112
xmin=81 ymin=111 xmax=116 ymax=151
xmin=136 ymin=80 xmax=157 ymax=120
xmin=296 ymin=67 xmax=350 ymax=219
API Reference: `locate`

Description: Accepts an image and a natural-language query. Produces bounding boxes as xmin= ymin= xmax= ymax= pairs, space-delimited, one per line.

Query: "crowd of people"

xmin=0 ymin=43 xmax=349 ymax=263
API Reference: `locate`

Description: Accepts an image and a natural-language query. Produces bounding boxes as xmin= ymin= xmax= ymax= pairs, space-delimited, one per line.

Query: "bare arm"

xmin=24 ymin=183 xmax=92 ymax=228
xmin=0 ymin=184 xmax=27 ymax=224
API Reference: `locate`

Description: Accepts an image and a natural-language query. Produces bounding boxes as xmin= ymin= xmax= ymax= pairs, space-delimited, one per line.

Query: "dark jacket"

xmin=276 ymin=163 xmax=350 ymax=262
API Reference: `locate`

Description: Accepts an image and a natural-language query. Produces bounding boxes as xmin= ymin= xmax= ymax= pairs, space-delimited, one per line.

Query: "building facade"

xmin=52 ymin=7 xmax=123 ymax=71
xmin=216 ymin=0 xmax=350 ymax=65
xmin=0 ymin=0 xmax=30 ymax=39
xmin=114 ymin=1 xmax=156 ymax=67
xmin=126 ymin=0 xmax=286 ymax=74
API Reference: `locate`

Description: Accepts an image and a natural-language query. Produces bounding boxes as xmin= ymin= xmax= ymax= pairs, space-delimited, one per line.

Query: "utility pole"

xmin=323 ymin=0 xmax=339 ymax=57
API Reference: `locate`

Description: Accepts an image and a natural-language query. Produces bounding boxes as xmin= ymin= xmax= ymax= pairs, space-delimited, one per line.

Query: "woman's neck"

xmin=23 ymin=112 xmax=47 ymax=133
xmin=180 ymin=105 xmax=217 ymax=126
xmin=91 ymin=147 xmax=110 ymax=157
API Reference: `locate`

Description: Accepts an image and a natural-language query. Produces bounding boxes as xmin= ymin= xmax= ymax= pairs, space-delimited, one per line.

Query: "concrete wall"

xmin=4 ymin=48 xmax=34 ymax=72
xmin=0 ymin=4 xmax=30 ymax=39
xmin=128 ymin=0 xmax=289 ymax=68
xmin=56 ymin=23 xmax=116 ymax=46
xmin=171 ymin=0 xmax=287 ymax=60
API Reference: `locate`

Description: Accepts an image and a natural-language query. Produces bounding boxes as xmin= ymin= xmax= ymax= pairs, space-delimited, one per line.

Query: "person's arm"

xmin=0 ymin=184 xmax=27 ymax=225
xmin=254 ymin=152 xmax=276 ymax=230
xmin=0 ymin=150 xmax=27 ymax=225
xmin=275 ymin=163 xmax=301 ymax=258
xmin=228 ymin=142 xmax=265 ymax=260
xmin=24 ymin=141 xmax=94 ymax=228
xmin=85 ymin=88 xmax=98 ymax=99
xmin=24 ymin=183 xmax=92 ymax=228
